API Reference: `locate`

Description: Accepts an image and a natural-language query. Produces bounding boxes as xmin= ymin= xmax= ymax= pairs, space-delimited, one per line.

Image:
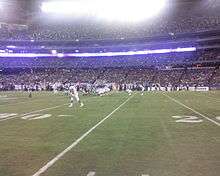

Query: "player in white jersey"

xmin=96 ymin=86 xmax=111 ymax=96
xmin=53 ymin=83 xmax=58 ymax=94
xmin=126 ymin=89 xmax=132 ymax=96
xmin=69 ymin=86 xmax=84 ymax=108
xmin=28 ymin=88 xmax=32 ymax=98
xmin=139 ymin=84 xmax=145 ymax=96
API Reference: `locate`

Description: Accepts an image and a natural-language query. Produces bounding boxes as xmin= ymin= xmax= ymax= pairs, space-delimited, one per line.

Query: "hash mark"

xmin=87 ymin=171 xmax=96 ymax=176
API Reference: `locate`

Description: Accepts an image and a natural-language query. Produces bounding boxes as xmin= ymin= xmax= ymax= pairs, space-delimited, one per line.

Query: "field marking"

xmin=21 ymin=114 xmax=52 ymax=120
xmin=23 ymin=104 xmax=68 ymax=116
xmin=87 ymin=171 xmax=96 ymax=176
xmin=0 ymin=93 xmax=98 ymax=108
xmin=0 ymin=104 xmax=67 ymax=122
xmin=58 ymin=115 xmax=74 ymax=117
xmin=142 ymin=174 xmax=150 ymax=176
xmin=22 ymin=96 xmax=99 ymax=116
xmin=0 ymin=96 xmax=54 ymax=107
xmin=0 ymin=114 xmax=18 ymax=122
xmin=31 ymin=94 xmax=135 ymax=176
xmin=0 ymin=92 xmax=78 ymax=107
xmin=0 ymin=113 xmax=17 ymax=119
xmin=0 ymin=97 xmax=17 ymax=100
xmin=164 ymin=93 xmax=220 ymax=127
xmin=0 ymin=99 xmax=44 ymax=107
xmin=0 ymin=116 xmax=17 ymax=122
xmin=0 ymin=117 xmax=15 ymax=122
xmin=194 ymin=93 xmax=220 ymax=102
xmin=0 ymin=96 xmax=98 ymax=122
xmin=172 ymin=115 xmax=203 ymax=123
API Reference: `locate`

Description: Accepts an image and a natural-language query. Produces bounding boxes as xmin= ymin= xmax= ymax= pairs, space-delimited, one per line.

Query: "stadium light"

xmin=6 ymin=45 xmax=16 ymax=49
xmin=57 ymin=53 xmax=64 ymax=58
xmin=41 ymin=0 xmax=167 ymax=22
xmin=0 ymin=47 xmax=196 ymax=58
xmin=94 ymin=0 xmax=166 ymax=22
xmin=51 ymin=49 xmax=57 ymax=55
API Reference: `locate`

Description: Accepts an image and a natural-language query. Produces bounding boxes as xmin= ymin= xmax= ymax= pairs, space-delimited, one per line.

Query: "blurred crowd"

xmin=0 ymin=3 xmax=219 ymax=91
xmin=0 ymin=67 xmax=219 ymax=91
xmin=0 ymin=15 xmax=220 ymax=41
xmin=0 ymin=48 xmax=219 ymax=91
xmin=0 ymin=49 xmax=219 ymax=69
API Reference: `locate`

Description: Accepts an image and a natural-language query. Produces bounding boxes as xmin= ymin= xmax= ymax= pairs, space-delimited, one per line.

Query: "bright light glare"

xmin=0 ymin=47 xmax=196 ymax=58
xmin=95 ymin=0 xmax=166 ymax=22
xmin=41 ymin=0 xmax=166 ymax=22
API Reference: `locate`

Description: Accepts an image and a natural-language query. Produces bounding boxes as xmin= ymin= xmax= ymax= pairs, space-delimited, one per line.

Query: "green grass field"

xmin=0 ymin=91 xmax=219 ymax=176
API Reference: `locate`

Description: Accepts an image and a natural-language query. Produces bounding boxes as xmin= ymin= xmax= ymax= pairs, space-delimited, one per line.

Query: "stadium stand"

xmin=0 ymin=66 xmax=219 ymax=91
xmin=0 ymin=1 xmax=219 ymax=91
xmin=0 ymin=1 xmax=220 ymax=41
xmin=0 ymin=16 xmax=220 ymax=41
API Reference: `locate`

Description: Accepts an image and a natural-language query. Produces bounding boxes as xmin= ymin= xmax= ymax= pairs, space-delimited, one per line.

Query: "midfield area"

xmin=0 ymin=91 xmax=219 ymax=176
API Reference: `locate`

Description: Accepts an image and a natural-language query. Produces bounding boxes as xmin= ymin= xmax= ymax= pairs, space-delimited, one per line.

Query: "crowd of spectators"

xmin=154 ymin=69 xmax=185 ymax=87
xmin=25 ymin=15 xmax=220 ymax=41
xmin=0 ymin=3 xmax=220 ymax=41
xmin=0 ymin=48 xmax=219 ymax=90
xmin=198 ymin=49 xmax=220 ymax=62
xmin=0 ymin=49 xmax=219 ymax=69
xmin=0 ymin=2 xmax=219 ymax=90
xmin=210 ymin=68 xmax=220 ymax=87
xmin=0 ymin=66 xmax=219 ymax=91
xmin=180 ymin=67 xmax=215 ymax=86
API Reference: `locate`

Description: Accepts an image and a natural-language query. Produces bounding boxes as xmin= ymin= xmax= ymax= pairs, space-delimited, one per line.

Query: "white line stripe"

xmin=142 ymin=174 xmax=149 ymax=176
xmin=87 ymin=171 xmax=96 ymax=176
xmin=0 ymin=96 xmax=95 ymax=122
xmin=163 ymin=93 xmax=220 ymax=127
xmin=0 ymin=98 xmax=42 ymax=107
xmin=0 ymin=104 xmax=68 ymax=122
xmin=0 ymin=94 xmax=66 ymax=107
xmin=21 ymin=96 xmax=97 ymax=116
xmin=31 ymin=94 xmax=135 ymax=176
xmin=58 ymin=115 xmax=73 ymax=117
xmin=22 ymin=97 xmax=98 ymax=116
xmin=0 ymin=116 xmax=17 ymax=122
xmin=22 ymin=104 xmax=68 ymax=116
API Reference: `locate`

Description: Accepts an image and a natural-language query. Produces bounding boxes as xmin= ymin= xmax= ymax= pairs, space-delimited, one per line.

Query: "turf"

xmin=0 ymin=91 xmax=219 ymax=176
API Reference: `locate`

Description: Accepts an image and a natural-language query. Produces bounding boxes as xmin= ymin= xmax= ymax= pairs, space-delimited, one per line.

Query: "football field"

xmin=0 ymin=91 xmax=219 ymax=176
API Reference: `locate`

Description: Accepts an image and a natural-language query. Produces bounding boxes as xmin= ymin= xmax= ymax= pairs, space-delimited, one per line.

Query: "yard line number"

xmin=0 ymin=113 xmax=72 ymax=121
xmin=172 ymin=115 xmax=220 ymax=123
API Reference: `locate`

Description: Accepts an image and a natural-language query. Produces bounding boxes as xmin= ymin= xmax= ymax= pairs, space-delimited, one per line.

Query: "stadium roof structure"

xmin=1 ymin=0 xmax=219 ymax=23
xmin=0 ymin=29 xmax=220 ymax=59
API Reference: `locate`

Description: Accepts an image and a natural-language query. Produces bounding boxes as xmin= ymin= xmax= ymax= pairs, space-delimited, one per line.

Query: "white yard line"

xmin=0 ymin=98 xmax=35 ymax=107
xmin=0 ymin=95 xmax=68 ymax=107
xmin=86 ymin=171 xmax=96 ymax=176
xmin=22 ymin=96 xmax=98 ymax=116
xmin=163 ymin=93 xmax=220 ymax=127
xmin=22 ymin=104 xmax=68 ymax=116
xmin=194 ymin=93 xmax=220 ymax=102
xmin=58 ymin=115 xmax=74 ymax=117
xmin=0 ymin=116 xmax=18 ymax=122
xmin=0 ymin=96 xmax=97 ymax=122
xmin=32 ymin=94 xmax=135 ymax=176
xmin=0 ymin=104 xmax=68 ymax=122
